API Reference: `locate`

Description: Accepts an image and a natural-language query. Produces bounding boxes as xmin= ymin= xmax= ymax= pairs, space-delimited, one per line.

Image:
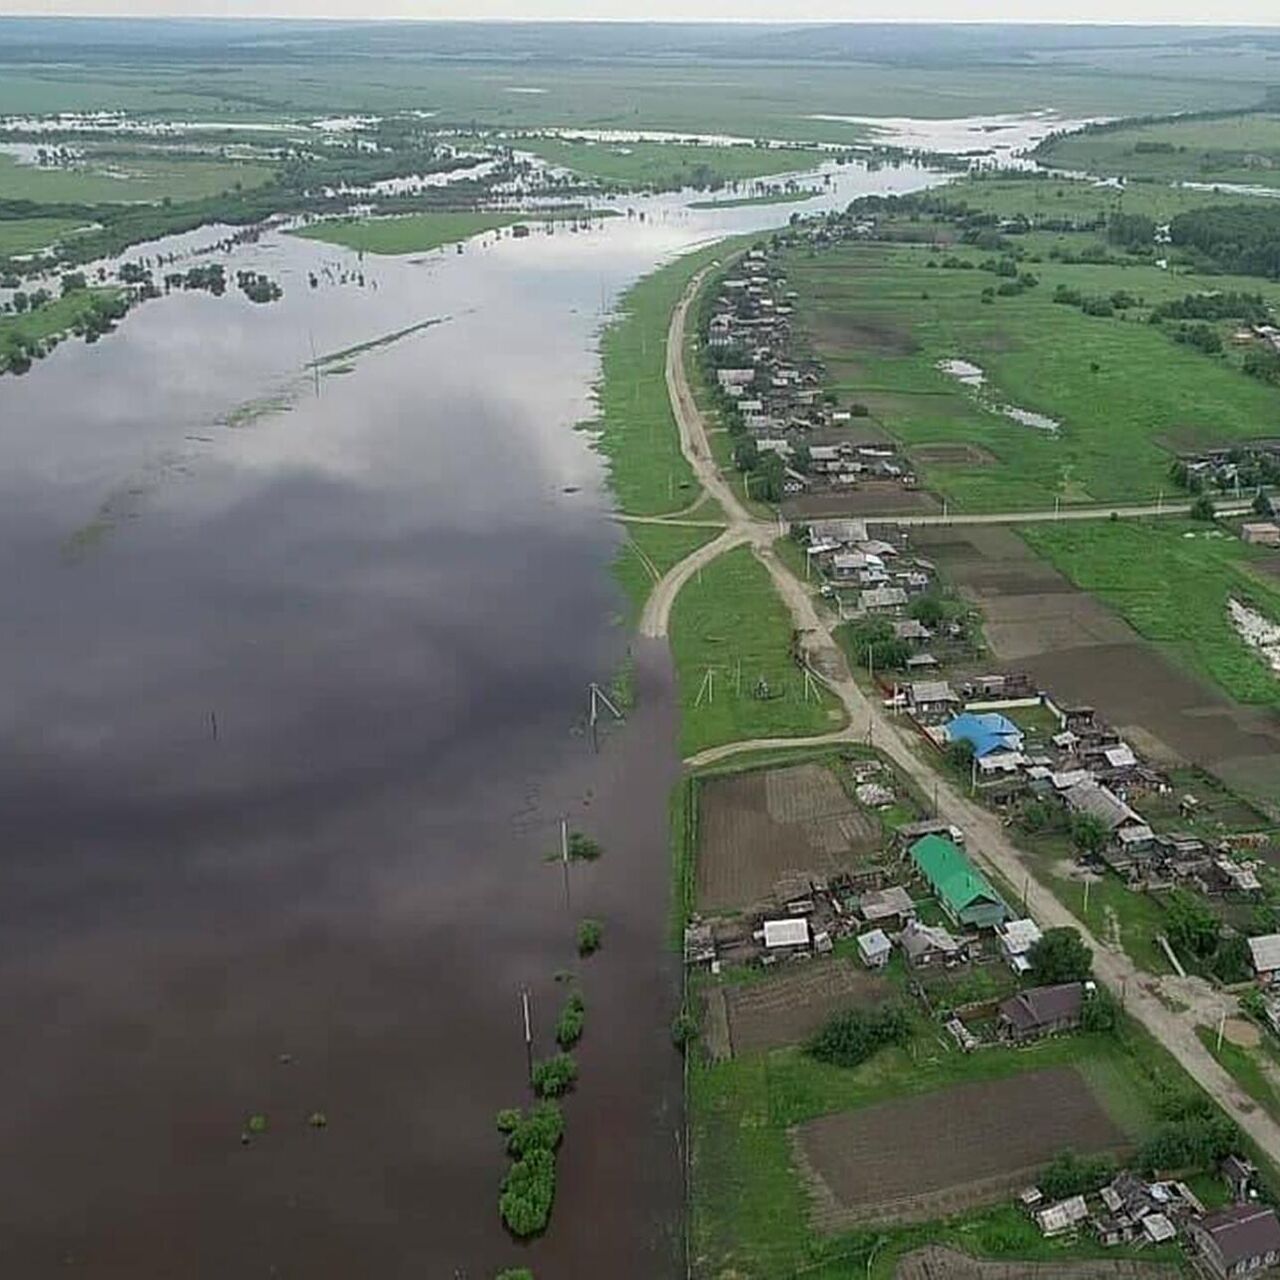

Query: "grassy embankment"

xmin=292 ymin=210 xmax=578 ymax=255
xmin=0 ymin=150 xmax=274 ymax=205
xmin=1022 ymin=520 xmax=1280 ymax=712
xmin=512 ymin=137 xmax=826 ymax=190
xmin=1036 ymin=112 xmax=1280 ymax=190
xmin=590 ymin=241 xmax=730 ymax=622
xmin=783 ymin=189 xmax=1280 ymax=512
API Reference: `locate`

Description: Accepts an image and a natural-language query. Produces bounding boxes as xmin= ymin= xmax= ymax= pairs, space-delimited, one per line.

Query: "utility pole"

xmin=520 ymin=988 xmax=533 ymax=1083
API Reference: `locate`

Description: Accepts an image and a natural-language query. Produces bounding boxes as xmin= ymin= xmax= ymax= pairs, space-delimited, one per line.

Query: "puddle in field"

xmin=1229 ymin=597 xmax=1280 ymax=676
xmin=936 ymin=357 xmax=1061 ymax=433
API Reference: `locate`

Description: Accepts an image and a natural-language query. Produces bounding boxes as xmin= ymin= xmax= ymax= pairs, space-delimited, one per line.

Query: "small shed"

xmin=1241 ymin=522 xmax=1280 ymax=547
xmin=1035 ymin=1194 xmax=1089 ymax=1237
xmin=860 ymin=885 xmax=916 ymax=926
xmin=1248 ymin=933 xmax=1280 ymax=983
xmin=762 ymin=918 xmax=810 ymax=951
xmin=997 ymin=917 xmax=1043 ymax=975
xmin=857 ymin=928 xmax=893 ymax=969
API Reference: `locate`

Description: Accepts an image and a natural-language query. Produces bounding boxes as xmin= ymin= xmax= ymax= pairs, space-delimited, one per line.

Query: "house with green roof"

xmin=908 ymin=834 xmax=1009 ymax=930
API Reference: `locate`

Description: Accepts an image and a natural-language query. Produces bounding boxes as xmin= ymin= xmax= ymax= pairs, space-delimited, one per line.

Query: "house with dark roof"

xmin=1190 ymin=1204 xmax=1280 ymax=1279
xmin=998 ymin=982 xmax=1084 ymax=1043
xmin=909 ymin=834 xmax=1008 ymax=929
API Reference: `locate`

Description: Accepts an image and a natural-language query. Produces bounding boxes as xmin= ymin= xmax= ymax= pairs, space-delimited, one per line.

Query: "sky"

xmin=3 ymin=2 xmax=1280 ymax=22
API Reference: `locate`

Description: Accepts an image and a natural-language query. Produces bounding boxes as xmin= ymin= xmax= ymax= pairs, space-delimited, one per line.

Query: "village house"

xmin=909 ymin=834 xmax=1009 ymax=929
xmin=997 ymin=982 xmax=1084 ymax=1043
xmin=1190 ymin=1204 xmax=1280 ymax=1279
xmin=899 ymin=918 xmax=963 ymax=968
xmin=945 ymin=711 xmax=1025 ymax=760
xmin=907 ymin=679 xmax=960 ymax=719
xmin=861 ymin=585 xmax=907 ymax=613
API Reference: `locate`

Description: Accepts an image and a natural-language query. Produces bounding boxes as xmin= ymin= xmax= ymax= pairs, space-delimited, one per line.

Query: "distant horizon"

xmin=3 ymin=8 xmax=1280 ymax=28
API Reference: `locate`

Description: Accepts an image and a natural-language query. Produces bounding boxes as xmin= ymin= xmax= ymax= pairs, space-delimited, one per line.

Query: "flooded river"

xmin=0 ymin=154 xmax=947 ymax=1277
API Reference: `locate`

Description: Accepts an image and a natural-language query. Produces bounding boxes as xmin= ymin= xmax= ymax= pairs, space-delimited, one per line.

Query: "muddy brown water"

xmin=0 ymin=162 xmax=951 ymax=1276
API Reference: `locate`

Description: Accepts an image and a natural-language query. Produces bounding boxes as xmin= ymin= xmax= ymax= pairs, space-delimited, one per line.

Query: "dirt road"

xmin=652 ymin=267 xmax=1280 ymax=1167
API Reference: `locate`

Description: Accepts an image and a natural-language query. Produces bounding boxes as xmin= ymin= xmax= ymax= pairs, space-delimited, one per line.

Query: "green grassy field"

xmin=1022 ymin=520 xmax=1280 ymax=711
xmin=937 ymin=172 xmax=1280 ymax=226
xmin=0 ymin=151 xmax=274 ymax=206
xmin=0 ymin=216 xmax=84 ymax=257
xmin=1038 ymin=113 xmax=1280 ymax=188
xmin=691 ymin=1027 xmax=1175 ymax=1280
xmin=512 ymin=137 xmax=826 ymax=190
xmin=781 ymin=231 xmax=1280 ymax=511
xmin=670 ymin=544 xmax=843 ymax=756
xmin=0 ymin=56 xmax=1260 ymax=138
xmin=612 ymin=521 xmax=723 ymax=621
xmin=292 ymin=211 xmax=552 ymax=255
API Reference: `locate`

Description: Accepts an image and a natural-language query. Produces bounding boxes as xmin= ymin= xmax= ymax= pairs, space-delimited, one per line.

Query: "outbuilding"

xmin=1248 ymin=933 xmax=1280 ymax=983
xmin=856 ymin=928 xmax=893 ymax=969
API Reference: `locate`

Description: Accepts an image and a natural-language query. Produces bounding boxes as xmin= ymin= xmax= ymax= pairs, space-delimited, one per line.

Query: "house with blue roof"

xmin=945 ymin=712 xmax=1024 ymax=759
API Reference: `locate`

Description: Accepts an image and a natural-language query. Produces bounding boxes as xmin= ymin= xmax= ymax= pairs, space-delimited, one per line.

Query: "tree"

xmin=1254 ymin=488 xmax=1275 ymax=518
xmin=807 ymin=1004 xmax=911 ymax=1068
xmin=946 ymin=738 xmax=976 ymax=771
xmin=576 ymin=918 xmax=603 ymax=957
xmin=1191 ymin=494 xmax=1217 ymax=522
xmin=1166 ymin=889 xmax=1220 ymax=960
xmin=1082 ymin=987 xmax=1119 ymax=1033
xmin=1039 ymin=1149 xmax=1117 ymax=1200
xmin=908 ymin=593 xmax=946 ymax=629
xmin=555 ymin=992 xmax=585 ymax=1049
xmin=531 ymin=1053 xmax=578 ymax=1099
xmin=1069 ymin=812 xmax=1109 ymax=858
xmin=1027 ymin=927 xmax=1093 ymax=985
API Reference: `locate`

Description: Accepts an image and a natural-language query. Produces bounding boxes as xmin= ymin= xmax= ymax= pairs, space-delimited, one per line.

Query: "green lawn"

xmin=0 ymin=216 xmax=84 ymax=257
xmin=670 ymin=544 xmax=843 ymax=756
xmin=691 ymin=1028 xmax=1174 ymax=1280
xmin=1022 ymin=520 xmax=1280 ymax=711
xmin=0 ymin=151 xmax=274 ymax=206
xmin=292 ymin=211 xmax=547 ymax=255
xmin=513 ymin=137 xmax=825 ymax=190
xmin=781 ymin=233 xmax=1280 ymax=511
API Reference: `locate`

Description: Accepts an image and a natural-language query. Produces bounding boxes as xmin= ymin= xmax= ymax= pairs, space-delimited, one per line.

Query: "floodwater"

xmin=0 ymin=154 xmax=947 ymax=1277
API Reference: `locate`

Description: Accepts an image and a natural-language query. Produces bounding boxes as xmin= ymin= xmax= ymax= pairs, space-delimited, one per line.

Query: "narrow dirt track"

xmin=651 ymin=264 xmax=1280 ymax=1168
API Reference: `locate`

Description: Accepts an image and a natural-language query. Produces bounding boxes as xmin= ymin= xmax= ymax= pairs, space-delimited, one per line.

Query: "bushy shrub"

xmin=531 ymin=1053 xmax=578 ymax=1099
xmin=807 ymin=1004 xmax=912 ymax=1068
